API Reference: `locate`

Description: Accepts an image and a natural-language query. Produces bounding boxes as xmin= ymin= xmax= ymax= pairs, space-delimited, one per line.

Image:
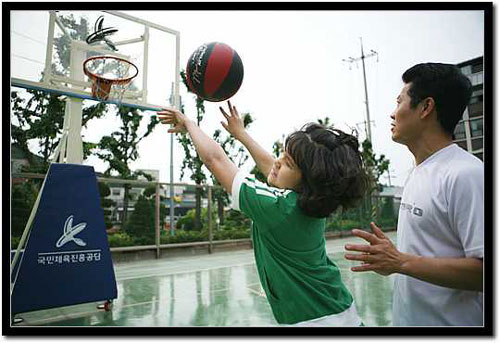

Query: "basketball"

xmin=186 ymin=42 xmax=244 ymax=102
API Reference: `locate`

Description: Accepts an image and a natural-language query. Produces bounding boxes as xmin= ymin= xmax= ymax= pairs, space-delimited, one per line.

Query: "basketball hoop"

xmin=83 ymin=56 xmax=139 ymax=103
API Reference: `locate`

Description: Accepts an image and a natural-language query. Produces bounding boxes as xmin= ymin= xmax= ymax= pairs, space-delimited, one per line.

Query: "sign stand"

xmin=11 ymin=163 xmax=117 ymax=317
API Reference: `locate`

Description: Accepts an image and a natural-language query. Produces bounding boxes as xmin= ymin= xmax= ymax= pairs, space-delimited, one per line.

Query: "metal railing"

xmin=11 ymin=172 xmax=398 ymax=258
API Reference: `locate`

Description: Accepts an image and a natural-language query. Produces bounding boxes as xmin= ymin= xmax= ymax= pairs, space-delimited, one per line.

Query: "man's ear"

xmin=420 ymin=97 xmax=436 ymax=119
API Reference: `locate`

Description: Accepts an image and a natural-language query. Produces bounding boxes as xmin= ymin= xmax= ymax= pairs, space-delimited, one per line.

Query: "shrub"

xmin=176 ymin=207 xmax=217 ymax=231
xmin=11 ymin=236 xmax=21 ymax=251
xmin=213 ymin=228 xmax=250 ymax=240
xmin=107 ymin=232 xmax=134 ymax=247
xmin=160 ymin=229 xmax=208 ymax=244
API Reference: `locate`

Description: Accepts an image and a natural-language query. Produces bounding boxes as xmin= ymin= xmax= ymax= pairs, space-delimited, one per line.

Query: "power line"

xmin=12 ymin=30 xmax=46 ymax=46
xmin=12 ymin=54 xmax=45 ymax=65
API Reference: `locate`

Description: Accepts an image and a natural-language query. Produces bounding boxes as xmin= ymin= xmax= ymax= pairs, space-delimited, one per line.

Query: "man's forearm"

xmin=237 ymin=131 xmax=275 ymax=177
xmin=400 ymin=255 xmax=483 ymax=292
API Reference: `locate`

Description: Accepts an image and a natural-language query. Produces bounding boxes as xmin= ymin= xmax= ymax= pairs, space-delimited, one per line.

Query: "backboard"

xmin=11 ymin=10 xmax=180 ymax=111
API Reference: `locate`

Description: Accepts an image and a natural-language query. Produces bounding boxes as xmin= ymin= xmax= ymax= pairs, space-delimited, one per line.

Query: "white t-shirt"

xmin=393 ymin=144 xmax=484 ymax=326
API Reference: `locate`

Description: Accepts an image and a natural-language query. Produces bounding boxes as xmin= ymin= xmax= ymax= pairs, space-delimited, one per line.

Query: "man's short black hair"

xmin=402 ymin=63 xmax=473 ymax=135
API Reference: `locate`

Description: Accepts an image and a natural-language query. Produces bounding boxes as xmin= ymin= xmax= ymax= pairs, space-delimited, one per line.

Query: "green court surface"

xmin=12 ymin=232 xmax=396 ymax=327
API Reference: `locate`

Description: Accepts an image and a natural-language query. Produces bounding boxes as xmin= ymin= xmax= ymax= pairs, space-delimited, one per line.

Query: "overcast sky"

xmin=122 ymin=9 xmax=484 ymax=186
xmin=12 ymin=9 xmax=485 ymax=187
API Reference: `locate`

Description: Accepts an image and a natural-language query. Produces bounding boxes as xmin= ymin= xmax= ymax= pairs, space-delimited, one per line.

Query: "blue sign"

xmin=11 ymin=163 xmax=117 ymax=315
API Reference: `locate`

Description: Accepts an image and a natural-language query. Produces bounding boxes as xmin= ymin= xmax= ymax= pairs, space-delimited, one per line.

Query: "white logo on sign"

xmin=56 ymin=215 xmax=88 ymax=248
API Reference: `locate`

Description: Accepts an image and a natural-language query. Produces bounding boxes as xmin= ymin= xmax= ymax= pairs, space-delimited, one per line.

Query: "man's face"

xmin=390 ymin=83 xmax=423 ymax=145
xmin=267 ymin=152 xmax=302 ymax=191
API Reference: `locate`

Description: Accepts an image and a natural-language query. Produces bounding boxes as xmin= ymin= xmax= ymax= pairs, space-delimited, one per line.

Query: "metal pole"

xmin=169 ymin=133 xmax=175 ymax=237
xmin=169 ymin=82 xmax=176 ymax=237
xmin=360 ymin=37 xmax=372 ymax=142
xmin=342 ymin=37 xmax=377 ymax=143
xmin=155 ymin=182 xmax=160 ymax=259
xmin=170 ymin=33 xmax=180 ymax=237
xmin=207 ymin=186 xmax=213 ymax=254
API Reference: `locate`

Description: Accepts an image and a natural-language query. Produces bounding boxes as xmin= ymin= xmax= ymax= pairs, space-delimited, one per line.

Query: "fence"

xmin=11 ymin=172 xmax=399 ymax=258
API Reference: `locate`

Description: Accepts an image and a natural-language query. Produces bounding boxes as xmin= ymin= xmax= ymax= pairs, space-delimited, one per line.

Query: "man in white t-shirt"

xmin=344 ymin=63 xmax=483 ymax=326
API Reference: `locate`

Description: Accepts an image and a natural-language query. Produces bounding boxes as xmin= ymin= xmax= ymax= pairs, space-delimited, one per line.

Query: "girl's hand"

xmin=219 ymin=100 xmax=246 ymax=140
xmin=157 ymin=108 xmax=189 ymax=134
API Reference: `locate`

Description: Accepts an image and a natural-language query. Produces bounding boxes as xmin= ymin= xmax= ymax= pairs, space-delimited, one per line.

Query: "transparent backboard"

xmin=11 ymin=10 xmax=180 ymax=111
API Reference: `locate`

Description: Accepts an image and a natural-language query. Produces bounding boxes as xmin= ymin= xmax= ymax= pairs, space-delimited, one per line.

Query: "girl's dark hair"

xmin=285 ymin=123 xmax=370 ymax=218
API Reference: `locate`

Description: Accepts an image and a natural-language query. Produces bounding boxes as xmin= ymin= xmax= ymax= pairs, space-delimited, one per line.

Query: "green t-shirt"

xmin=231 ymin=171 xmax=355 ymax=325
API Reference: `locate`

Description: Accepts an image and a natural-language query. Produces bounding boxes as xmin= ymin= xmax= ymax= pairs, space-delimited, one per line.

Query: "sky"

xmin=125 ymin=9 xmax=484 ymax=187
xmin=11 ymin=9 xmax=485 ymax=187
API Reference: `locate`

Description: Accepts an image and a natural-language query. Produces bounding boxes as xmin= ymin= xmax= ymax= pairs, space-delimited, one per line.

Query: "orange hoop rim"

xmin=83 ymin=55 xmax=139 ymax=85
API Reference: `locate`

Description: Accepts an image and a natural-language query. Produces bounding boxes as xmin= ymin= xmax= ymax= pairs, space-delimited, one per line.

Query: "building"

xmin=107 ymin=169 xmax=199 ymax=229
xmin=11 ymin=143 xmax=45 ymax=184
xmin=453 ymin=56 xmax=484 ymax=161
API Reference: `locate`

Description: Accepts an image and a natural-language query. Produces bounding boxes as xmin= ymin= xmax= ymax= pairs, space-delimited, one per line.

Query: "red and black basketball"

xmin=186 ymin=42 xmax=244 ymax=102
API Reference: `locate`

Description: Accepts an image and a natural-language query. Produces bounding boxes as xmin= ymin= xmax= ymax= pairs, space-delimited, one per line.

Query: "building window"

xmin=456 ymin=140 xmax=468 ymax=150
xmin=461 ymin=65 xmax=472 ymax=75
xmin=112 ymin=189 xmax=121 ymax=196
xmin=471 ymin=138 xmax=483 ymax=151
xmin=471 ymin=62 xmax=483 ymax=74
xmin=469 ymin=72 xmax=483 ymax=86
xmin=470 ymin=118 xmax=483 ymax=137
xmin=470 ymin=89 xmax=483 ymax=104
xmin=453 ymin=122 xmax=466 ymax=140
xmin=468 ymin=102 xmax=483 ymax=118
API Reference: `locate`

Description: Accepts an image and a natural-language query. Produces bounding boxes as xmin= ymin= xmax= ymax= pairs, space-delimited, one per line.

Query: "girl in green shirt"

xmin=158 ymin=101 xmax=369 ymax=326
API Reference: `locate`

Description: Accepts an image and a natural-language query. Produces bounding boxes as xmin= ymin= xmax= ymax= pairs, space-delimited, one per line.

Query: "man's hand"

xmin=157 ymin=108 xmax=190 ymax=134
xmin=219 ymin=100 xmax=246 ymax=140
xmin=344 ymin=222 xmax=409 ymax=276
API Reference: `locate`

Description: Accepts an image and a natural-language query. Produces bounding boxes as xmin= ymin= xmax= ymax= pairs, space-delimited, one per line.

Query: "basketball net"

xmin=84 ymin=56 xmax=138 ymax=105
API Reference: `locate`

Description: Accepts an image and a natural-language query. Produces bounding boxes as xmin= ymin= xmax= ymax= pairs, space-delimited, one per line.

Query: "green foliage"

xmin=361 ymin=139 xmax=390 ymax=194
xmin=11 ymin=181 xmax=38 ymax=238
xmin=176 ymin=207 xmax=217 ymax=231
xmin=11 ymin=236 xmax=22 ymax=250
xmin=98 ymin=182 xmax=115 ymax=229
xmin=219 ymin=209 xmax=251 ymax=230
xmin=381 ymin=197 xmax=395 ymax=220
xmin=95 ymin=107 xmax=160 ymax=227
xmin=10 ymin=15 xmax=108 ymax=169
xmin=326 ymin=219 xmax=367 ymax=232
xmin=160 ymin=230 xmax=209 ymax=244
xmin=107 ymin=232 xmax=135 ymax=247
xmin=143 ymin=185 xmax=157 ymax=198
xmin=213 ymin=228 xmax=250 ymax=240
xmin=107 ymin=227 xmax=250 ymax=247
xmin=126 ymin=195 xmax=155 ymax=238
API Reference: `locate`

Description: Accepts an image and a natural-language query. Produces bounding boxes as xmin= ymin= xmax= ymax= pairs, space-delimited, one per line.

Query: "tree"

xmin=11 ymin=14 xmax=108 ymax=173
xmin=126 ymin=195 xmax=154 ymax=243
xmin=95 ymin=106 xmax=159 ymax=230
xmin=176 ymin=72 xmax=207 ymax=230
xmin=125 ymin=185 xmax=167 ymax=244
xmin=11 ymin=182 xmax=37 ymax=238
xmin=210 ymin=113 xmax=254 ymax=225
xmin=361 ymin=139 xmax=390 ymax=220
xmin=97 ymin=181 xmax=115 ymax=230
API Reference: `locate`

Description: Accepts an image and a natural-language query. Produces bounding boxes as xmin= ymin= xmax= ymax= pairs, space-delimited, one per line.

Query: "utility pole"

xmin=385 ymin=168 xmax=396 ymax=187
xmin=168 ymin=82 xmax=182 ymax=236
xmin=343 ymin=37 xmax=378 ymax=142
